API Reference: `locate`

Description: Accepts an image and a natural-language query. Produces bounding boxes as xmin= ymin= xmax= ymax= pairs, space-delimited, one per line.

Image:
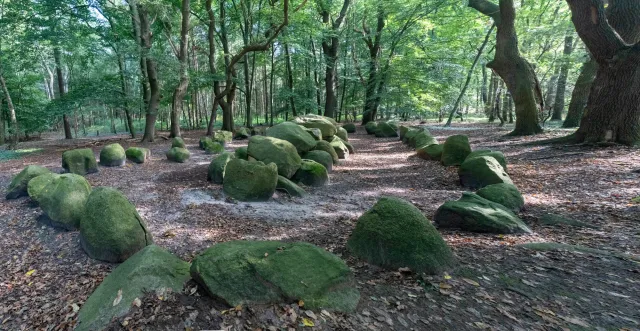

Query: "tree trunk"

xmin=53 ymin=47 xmax=73 ymax=139
xmin=311 ymin=40 xmax=322 ymax=115
xmin=0 ymin=98 xmax=5 ymax=145
xmin=320 ymin=0 xmax=350 ymax=119
xmin=169 ymin=0 xmax=190 ymax=138
xmin=543 ymin=65 xmax=560 ymax=120
xmin=0 ymin=73 xmax=17 ymax=146
xmin=129 ymin=0 xmax=150 ymax=121
xmin=205 ymin=0 xmax=220 ymax=135
xmin=551 ymin=33 xmax=574 ymax=120
xmin=117 ymin=54 xmax=136 ymax=138
xmin=563 ymin=57 xmax=597 ymax=128
xmin=284 ymin=41 xmax=297 ymax=116
xmin=139 ymin=5 xmax=160 ymax=142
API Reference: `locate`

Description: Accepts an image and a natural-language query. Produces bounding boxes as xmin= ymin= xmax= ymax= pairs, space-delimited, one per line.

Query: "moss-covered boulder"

xmin=336 ymin=127 xmax=349 ymax=142
xmin=166 ymin=147 xmax=190 ymax=163
xmin=191 ymin=241 xmax=359 ymax=312
xmin=347 ymin=197 xmax=455 ymax=274
xmin=27 ymin=173 xmax=58 ymax=203
xmin=234 ymin=127 xmax=250 ymax=140
xmin=365 ymin=121 xmax=378 ymax=135
xmin=38 ymin=174 xmax=92 ymax=230
xmin=305 ymin=128 xmax=322 ymax=141
xmin=476 ymin=183 xmax=524 ymax=212
xmin=80 ymin=187 xmax=153 ymax=262
xmin=374 ymin=122 xmax=399 ymax=138
xmin=208 ymin=152 xmax=236 ymax=184
xmin=302 ymin=150 xmax=334 ymax=173
xmin=62 ymin=148 xmax=98 ymax=175
xmin=399 ymin=126 xmax=410 ymax=140
xmin=414 ymin=132 xmax=438 ymax=149
xmin=441 ymin=135 xmax=471 ymax=166
xmin=434 ymin=192 xmax=531 ymax=234
xmin=247 ymin=136 xmax=301 ymax=178
xmin=292 ymin=115 xmax=337 ymax=139
xmin=125 ymin=147 xmax=150 ymax=164
xmin=204 ymin=141 xmax=225 ymax=154
xmin=213 ymin=130 xmax=234 ymax=144
xmin=266 ymin=122 xmax=317 ymax=154
xmin=342 ymin=123 xmax=356 ymax=133
xmin=6 ymin=165 xmax=52 ymax=199
xmin=313 ymin=140 xmax=339 ymax=165
xmin=99 ymin=143 xmax=126 ymax=167
xmin=223 ymin=159 xmax=278 ymax=201
xmin=417 ymin=144 xmax=443 ymax=161
xmin=235 ymin=147 xmax=249 ymax=160
xmin=76 ymin=245 xmax=190 ymax=331
xmin=171 ymin=137 xmax=186 ymax=148
xmin=199 ymin=137 xmax=213 ymax=149
xmin=403 ymin=129 xmax=419 ymax=145
xmin=293 ymin=160 xmax=329 ymax=187
xmin=276 ymin=176 xmax=306 ymax=198
xmin=330 ymin=138 xmax=350 ymax=160
xmin=465 ymin=150 xmax=508 ymax=171
xmin=387 ymin=122 xmax=399 ymax=131
xmin=459 ymin=156 xmax=512 ymax=189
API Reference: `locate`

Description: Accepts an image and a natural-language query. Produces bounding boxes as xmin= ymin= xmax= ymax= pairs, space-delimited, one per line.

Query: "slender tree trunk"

xmin=543 ymin=66 xmax=560 ymax=120
xmin=284 ymin=41 xmax=297 ymax=116
xmin=551 ymin=33 xmax=574 ymax=120
xmin=117 ymin=54 xmax=136 ymax=138
xmin=0 ymin=73 xmax=17 ymax=146
xmin=487 ymin=72 xmax=497 ymax=122
xmin=129 ymin=0 xmax=150 ymax=121
xmin=0 ymin=98 xmax=4 ymax=145
xmin=169 ymin=0 xmax=190 ymax=138
xmin=54 ymin=47 xmax=73 ymax=139
xmin=139 ymin=5 xmax=160 ymax=142
xmin=311 ymin=39 xmax=322 ymax=114
xmin=205 ymin=0 xmax=220 ymax=135
xmin=320 ymin=0 xmax=350 ymax=118
xmin=563 ymin=57 xmax=597 ymax=128
xmin=270 ymin=45 xmax=275 ymax=126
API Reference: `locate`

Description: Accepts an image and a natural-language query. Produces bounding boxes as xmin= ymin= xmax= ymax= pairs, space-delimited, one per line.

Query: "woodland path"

xmin=0 ymin=123 xmax=639 ymax=330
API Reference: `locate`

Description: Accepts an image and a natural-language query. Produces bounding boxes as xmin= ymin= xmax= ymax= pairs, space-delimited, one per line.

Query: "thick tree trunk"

xmin=169 ymin=0 xmax=190 ymax=138
xmin=563 ymin=58 xmax=597 ymax=128
xmin=320 ymin=0 xmax=350 ymax=119
xmin=53 ymin=47 xmax=73 ymax=139
xmin=139 ymin=5 xmax=160 ymax=142
xmin=551 ymin=33 xmax=574 ymax=120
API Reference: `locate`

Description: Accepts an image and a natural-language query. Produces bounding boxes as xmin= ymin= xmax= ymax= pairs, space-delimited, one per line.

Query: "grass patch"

xmin=0 ymin=148 xmax=43 ymax=162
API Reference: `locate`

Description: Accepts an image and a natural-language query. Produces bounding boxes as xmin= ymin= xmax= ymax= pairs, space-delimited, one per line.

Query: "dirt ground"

xmin=0 ymin=123 xmax=639 ymax=331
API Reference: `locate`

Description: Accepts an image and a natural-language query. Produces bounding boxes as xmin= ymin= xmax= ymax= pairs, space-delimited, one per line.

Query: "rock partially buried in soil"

xmin=476 ymin=183 xmax=524 ymax=212
xmin=172 ymin=137 xmax=186 ymax=149
xmin=27 ymin=173 xmax=58 ymax=203
xmin=414 ymin=132 xmax=438 ymax=149
xmin=459 ymin=156 xmax=512 ymax=189
xmin=76 ymin=245 xmax=190 ymax=331
xmin=434 ymin=192 xmax=531 ymax=234
xmin=125 ymin=147 xmax=151 ymax=164
xmin=223 ymin=159 xmax=278 ymax=201
xmin=6 ymin=165 xmax=52 ymax=199
xmin=313 ymin=140 xmax=339 ymax=165
xmin=99 ymin=143 xmax=126 ymax=167
xmin=293 ymin=160 xmax=329 ymax=187
xmin=465 ymin=150 xmax=508 ymax=171
xmin=416 ymin=144 xmax=443 ymax=161
xmin=247 ymin=136 xmax=301 ymax=178
xmin=190 ymin=240 xmax=360 ymax=312
xmin=374 ymin=122 xmax=399 ymax=138
xmin=330 ymin=138 xmax=349 ymax=160
xmin=364 ymin=121 xmax=378 ymax=135
xmin=276 ymin=176 xmax=306 ymax=198
xmin=336 ymin=127 xmax=349 ymax=142
xmin=266 ymin=122 xmax=317 ymax=154
xmin=301 ymin=150 xmax=334 ymax=173
xmin=166 ymin=147 xmax=191 ymax=163
xmin=441 ymin=135 xmax=471 ymax=166
xmin=347 ymin=197 xmax=455 ymax=274
xmin=292 ymin=115 xmax=338 ymax=139
xmin=62 ymin=148 xmax=98 ymax=175
xmin=342 ymin=123 xmax=356 ymax=133
xmin=208 ymin=152 xmax=235 ymax=184
xmin=80 ymin=187 xmax=153 ymax=262
xmin=37 ymin=173 xmax=92 ymax=230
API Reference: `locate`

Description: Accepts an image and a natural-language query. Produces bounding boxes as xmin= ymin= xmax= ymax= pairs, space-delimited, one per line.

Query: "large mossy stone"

xmin=191 ymin=241 xmax=360 ymax=312
xmin=199 ymin=137 xmax=213 ymax=149
xmin=80 ymin=187 xmax=153 ymax=262
xmin=459 ymin=156 xmax=513 ymax=189
xmin=99 ymin=143 xmax=126 ymax=167
xmin=213 ymin=130 xmax=233 ymax=143
xmin=204 ymin=141 xmax=225 ymax=154
xmin=171 ymin=137 xmax=186 ymax=149
xmin=302 ymin=150 xmax=334 ymax=173
xmin=62 ymin=148 xmax=98 ymax=175
xmin=266 ymin=122 xmax=317 ymax=154
xmin=417 ymin=144 xmax=443 ymax=161
xmin=276 ymin=176 xmax=306 ymax=198
xmin=235 ymin=147 xmax=249 ymax=160
xmin=38 ymin=174 xmax=92 ymax=230
xmin=347 ymin=197 xmax=455 ymax=274
xmin=466 ymin=150 xmax=507 ymax=171
xmin=223 ymin=159 xmax=278 ymax=201
xmin=364 ymin=121 xmax=378 ymax=135
xmin=293 ymin=160 xmax=329 ymax=187
xmin=247 ymin=136 xmax=302 ymax=178
xmin=374 ymin=122 xmax=399 ymax=138
xmin=387 ymin=122 xmax=399 ymax=131
xmin=305 ymin=128 xmax=323 ymax=141
xmin=234 ymin=127 xmax=250 ymax=140
xmin=403 ymin=129 xmax=419 ymax=145
xmin=208 ymin=152 xmax=236 ymax=184
xmin=6 ymin=165 xmax=52 ymax=199
xmin=76 ymin=245 xmax=190 ymax=331
xmin=434 ymin=192 xmax=531 ymax=234
xmin=405 ymin=128 xmax=431 ymax=147
xmin=441 ymin=135 xmax=471 ymax=166
xmin=166 ymin=147 xmax=190 ymax=163
xmin=342 ymin=123 xmax=356 ymax=133
xmin=476 ymin=183 xmax=524 ymax=212
xmin=399 ymin=126 xmax=410 ymax=140
xmin=313 ymin=141 xmax=339 ymax=165
xmin=414 ymin=132 xmax=438 ymax=149
xmin=330 ymin=138 xmax=350 ymax=160
xmin=336 ymin=127 xmax=349 ymax=142
xmin=292 ymin=115 xmax=337 ymax=139
xmin=27 ymin=173 xmax=58 ymax=203
xmin=125 ymin=147 xmax=150 ymax=164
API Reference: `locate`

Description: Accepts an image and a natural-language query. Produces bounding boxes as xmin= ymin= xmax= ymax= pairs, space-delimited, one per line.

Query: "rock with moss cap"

xmin=208 ymin=152 xmax=236 ymax=184
xmin=459 ymin=156 xmax=512 ymax=189
xmin=80 ymin=187 xmax=153 ymax=262
xmin=276 ymin=176 xmax=306 ymax=198
xmin=434 ymin=192 xmax=531 ymax=234
xmin=364 ymin=121 xmax=378 ymax=135
xmin=331 ymin=135 xmax=355 ymax=154
xmin=374 ymin=122 xmax=398 ymax=138
xmin=414 ymin=132 xmax=438 ymax=149
xmin=342 ymin=123 xmax=356 ymax=133
xmin=302 ymin=150 xmax=334 ymax=172
xmin=247 ymin=136 xmax=301 ymax=178
xmin=235 ymin=147 xmax=249 ymax=160
xmin=191 ymin=240 xmax=359 ymax=312
xmin=166 ymin=147 xmax=190 ymax=163
xmin=293 ymin=160 xmax=329 ymax=187
xmin=223 ymin=159 xmax=278 ymax=201
xmin=441 ymin=135 xmax=471 ymax=166
xmin=399 ymin=126 xmax=410 ymax=140
xmin=292 ymin=115 xmax=338 ymax=139
xmin=38 ymin=174 xmax=92 ymax=230
xmin=6 ymin=165 xmax=52 ymax=199
xmin=330 ymin=138 xmax=350 ymax=160
xmin=125 ymin=147 xmax=150 ymax=164
xmin=213 ymin=130 xmax=233 ymax=144
xmin=347 ymin=197 xmax=455 ymax=274
xmin=62 ymin=148 xmax=98 ymax=175
xmin=305 ymin=128 xmax=322 ymax=141
xmin=234 ymin=127 xmax=250 ymax=140
xmin=476 ymin=183 xmax=524 ymax=212
xmin=417 ymin=144 xmax=443 ymax=161
xmin=204 ymin=141 xmax=225 ymax=154
xmin=336 ymin=127 xmax=349 ymax=142
xmin=75 ymin=245 xmax=190 ymax=331
xmin=199 ymin=137 xmax=213 ymax=149
xmin=313 ymin=140 xmax=339 ymax=165
xmin=402 ymin=129 xmax=419 ymax=145
xmin=171 ymin=137 xmax=186 ymax=148
xmin=99 ymin=143 xmax=126 ymax=167
xmin=27 ymin=173 xmax=58 ymax=203
xmin=266 ymin=122 xmax=317 ymax=154
xmin=465 ymin=150 xmax=507 ymax=171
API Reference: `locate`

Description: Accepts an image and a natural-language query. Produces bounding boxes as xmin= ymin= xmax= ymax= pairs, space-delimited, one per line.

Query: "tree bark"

xmin=311 ymin=39 xmax=322 ymax=115
xmin=551 ymin=33 xmax=574 ymax=120
xmin=128 ymin=0 xmax=150 ymax=120
xmin=320 ymin=0 xmax=350 ymax=119
xmin=53 ymin=47 xmax=73 ymax=139
xmin=169 ymin=0 xmax=190 ymax=138
xmin=139 ymin=5 xmax=160 ymax=142
xmin=117 ymin=54 xmax=136 ymax=138
xmin=0 ymin=73 xmax=17 ymax=146
xmin=284 ymin=40 xmax=297 ymax=116
xmin=563 ymin=57 xmax=597 ymax=128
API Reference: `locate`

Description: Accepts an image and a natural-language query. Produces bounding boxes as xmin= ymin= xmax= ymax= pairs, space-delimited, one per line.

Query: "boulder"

xmin=171 ymin=137 xmax=186 ymax=148
xmin=80 ymin=187 xmax=153 ymax=262
xmin=208 ymin=152 xmax=236 ymax=184
xmin=441 ymin=135 xmax=471 ymax=166
xmin=251 ymin=127 xmax=267 ymax=136
xmin=62 ymin=148 xmax=98 ymax=175
xmin=223 ymin=159 xmax=278 ymax=201
xmin=465 ymin=150 xmax=507 ymax=171
xmin=99 ymin=143 xmax=126 ymax=167
xmin=476 ymin=183 xmax=524 ymax=212
xmin=199 ymin=137 xmax=213 ymax=149
xmin=342 ymin=123 xmax=356 ymax=133
xmin=302 ymin=150 xmax=334 ymax=172
xmin=204 ymin=141 xmax=224 ymax=154
xmin=166 ymin=147 xmax=190 ymax=163
xmin=292 ymin=115 xmax=337 ymax=139
xmin=76 ymin=245 xmax=190 ymax=331
xmin=293 ymin=160 xmax=329 ymax=187
xmin=213 ymin=130 xmax=233 ymax=143
xmin=414 ymin=132 xmax=438 ymax=149
xmin=305 ymin=128 xmax=323 ymax=141
xmin=332 ymin=135 xmax=354 ymax=154
xmin=387 ymin=122 xmax=399 ymax=131
xmin=374 ymin=122 xmax=398 ymax=138
xmin=416 ymin=144 xmax=443 ymax=161
xmin=235 ymin=147 xmax=249 ymax=160
xmin=403 ymin=129 xmax=419 ymax=145
xmin=434 ymin=192 xmax=531 ymax=234
xmin=38 ymin=174 xmax=92 ymax=230
xmin=459 ymin=156 xmax=512 ymax=189
xmin=313 ymin=140 xmax=339 ymax=165
xmin=399 ymin=126 xmax=410 ymax=140
xmin=234 ymin=127 xmax=250 ymax=140
xmin=125 ymin=147 xmax=150 ymax=164
xmin=27 ymin=173 xmax=58 ymax=203
xmin=347 ymin=197 xmax=455 ymax=274
xmin=364 ymin=121 xmax=378 ymax=135
xmin=266 ymin=122 xmax=317 ymax=154
xmin=336 ymin=127 xmax=349 ymax=142
xmin=276 ymin=176 xmax=306 ymax=198
xmin=330 ymin=138 xmax=349 ymax=160
xmin=191 ymin=241 xmax=359 ymax=312
xmin=247 ymin=136 xmax=302 ymax=178
xmin=6 ymin=165 xmax=52 ymax=199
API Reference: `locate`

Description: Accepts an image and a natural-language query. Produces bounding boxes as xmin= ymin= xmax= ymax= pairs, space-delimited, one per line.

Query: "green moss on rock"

xmin=213 ymin=130 xmax=233 ymax=143
xmin=62 ymin=148 xmax=98 ymax=175
xmin=416 ymin=144 xmax=443 ymax=161
xmin=204 ymin=141 xmax=225 ymax=154
xmin=313 ymin=140 xmax=339 ymax=165
xmin=330 ymin=138 xmax=349 ymax=160
xmin=208 ymin=152 xmax=235 ymax=184
xmin=293 ymin=160 xmax=329 ymax=187
xmin=247 ymin=136 xmax=302 ymax=178
xmin=365 ymin=122 xmax=378 ymax=135
xmin=292 ymin=115 xmax=338 ymax=139
xmin=466 ymin=150 xmax=507 ymax=171
xmin=441 ymin=135 xmax=471 ymax=166
xmin=266 ymin=122 xmax=317 ymax=154
xmin=235 ymin=147 xmax=249 ymax=160
xmin=336 ymin=127 xmax=349 ymax=142
xmin=276 ymin=176 xmax=306 ymax=198
xmin=99 ymin=143 xmax=126 ymax=167
xmin=476 ymin=183 xmax=524 ymax=212
xmin=459 ymin=156 xmax=512 ymax=189
xmin=172 ymin=137 xmax=186 ymax=148
xmin=399 ymin=126 xmax=409 ymax=140
xmin=38 ymin=174 xmax=92 ymax=230
xmin=166 ymin=147 xmax=190 ymax=163
xmin=27 ymin=173 xmax=58 ymax=203
xmin=414 ymin=132 xmax=438 ymax=149
xmin=342 ymin=123 xmax=356 ymax=133
xmin=374 ymin=122 xmax=399 ymax=138
xmin=302 ymin=150 xmax=334 ymax=172
xmin=6 ymin=165 xmax=52 ymax=199
xmin=234 ymin=127 xmax=250 ymax=140
xmin=223 ymin=159 xmax=278 ymax=201
xmin=305 ymin=128 xmax=323 ymax=141
xmin=125 ymin=147 xmax=150 ymax=164
xmin=347 ymin=197 xmax=455 ymax=274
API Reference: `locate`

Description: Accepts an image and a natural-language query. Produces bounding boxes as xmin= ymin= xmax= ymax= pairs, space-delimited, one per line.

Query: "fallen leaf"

xmin=302 ymin=318 xmax=315 ymax=327
xmin=25 ymin=269 xmax=36 ymax=277
xmin=439 ymin=282 xmax=452 ymax=289
xmin=132 ymin=298 xmax=141 ymax=307
xmin=462 ymin=278 xmax=480 ymax=286
xmin=113 ymin=289 xmax=123 ymax=306
xmin=559 ymin=315 xmax=591 ymax=328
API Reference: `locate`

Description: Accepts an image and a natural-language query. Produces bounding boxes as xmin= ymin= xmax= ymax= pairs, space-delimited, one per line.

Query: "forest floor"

xmin=0 ymin=122 xmax=639 ymax=331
